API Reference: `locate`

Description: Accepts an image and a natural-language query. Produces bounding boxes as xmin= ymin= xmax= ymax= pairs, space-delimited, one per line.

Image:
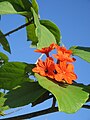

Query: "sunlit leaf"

xmin=40 ymin=20 xmax=61 ymax=45
xmin=0 ymin=31 xmax=11 ymax=53
xmin=37 ymin=25 xmax=56 ymax=49
xmin=32 ymin=0 xmax=38 ymax=14
xmin=0 ymin=92 xmax=9 ymax=115
xmin=36 ymin=74 xmax=89 ymax=113
xmin=0 ymin=62 xmax=31 ymax=90
xmin=4 ymin=81 xmax=46 ymax=108
xmin=31 ymin=8 xmax=56 ymax=49
xmin=70 ymin=46 xmax=90 ymax=63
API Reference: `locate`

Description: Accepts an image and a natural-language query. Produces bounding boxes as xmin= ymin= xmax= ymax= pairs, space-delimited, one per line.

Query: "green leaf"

xmin=40 ymin=20 xmax=61 ymax=45
xmin=17 ymin=0 xmax=32 ymax=18
xmin=0 ymin=52 xmax=8 ymax=67
xmin=0 ymin=31 xmax=11 ymax=53
xmin=25 ymin=63 xmax=35 ymax=75
xmin=0 ymin=92 xmax=9 ymax=115
xmin=18 ymin=0 xmax=32 ymax=11
xmin=32 ymin=91 xmax=50 ymax=107
xmin=32 ymin=0 xmax=39 ymax=14
xmin=0 ymin=1 xmax=32 ymax=17
xmin=0 ymin=62 xmax=31 ymax=90
xmin=26 ymin=19 xmax=38 ymax=47
xmin=31 ymin=8 xmax=56 ymax=48
xmin=0 ymin=52 xmax=8 ymax=63
xmin=36 ymin=74 xmax=89 ymax=113
xmin=4 ymin=81 xmax=46 ymax=108
xmin=70 ymin=46 xmax=90 ymax=63
xmin=37 ymin=25 xmax=56 ymax=49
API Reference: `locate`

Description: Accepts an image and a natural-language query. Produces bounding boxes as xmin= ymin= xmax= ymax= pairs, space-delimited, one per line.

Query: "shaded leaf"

xmin=32 ymin=91 xmax=50 ymax=107
xmin=0 ymin=31 xmax=11 ymax=53
xmin=26 ymin=19 xmax=38 ymax=47
xmin=18 ymin=0 xmax=32 ymax=11
xmin=36 ymin=74 xmax=89 ymax=113
xmin=25 ymin=63 xmax=35 ymax=75
xmin=40 ymin=20 xmax=61 ymax=45
xmin=4 ymin=81 xmax=46 ymax=108
xmin=70 ymin=46 xmax=90 ymax=63
xmin=0 ymin=62 xmax=31 ymax=90
xmin=31 ymin=8 xmax=56 ymax=49
xmin=17 ymin=0 xmax=33 ymax=18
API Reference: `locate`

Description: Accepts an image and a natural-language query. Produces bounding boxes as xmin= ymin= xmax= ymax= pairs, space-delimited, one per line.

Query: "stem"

xmin=1 ymin=107 xmax=58 ymax=120
xmin=35 ymin=54 xmax=44 ymax=64
xmin=82 ymin=105 xmax=90 ymax=109
xmin=1 ymin=105 xmax=90 ymax=120
xmin=52 ymin=96 xmax=56 ymax=108
xmin=0 ymin=18 xmax=33 ymax=39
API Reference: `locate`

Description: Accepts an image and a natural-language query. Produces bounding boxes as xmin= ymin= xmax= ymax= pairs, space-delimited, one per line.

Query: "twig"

xmin=0 ymin=18 xmax=33 ymax=39
xmin=82 ymin=105 xmax=90 ymax=109
xmin=1 ymin=107 xmax=58 ymax=120
xmin=52 ymin=96 xmax=56 ymax=108
xmin=1 ymin=104 xmax=90 ymax=120
xmin=35 ymin=54 xmax=44 ymax=64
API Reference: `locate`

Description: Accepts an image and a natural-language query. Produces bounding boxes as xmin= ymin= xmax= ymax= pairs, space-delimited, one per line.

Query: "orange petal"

xmin=55 ymin=64 xmax=62 ymax=73
xmin=66 ymin=64 xmax=74 ymax=72
xmin=32 ymin=67 xmax=40 ymax=73
xmin=55 ymin=73 xmax=63 ymax=82
xmin=37 ymin=59 xmax=45 ymax=68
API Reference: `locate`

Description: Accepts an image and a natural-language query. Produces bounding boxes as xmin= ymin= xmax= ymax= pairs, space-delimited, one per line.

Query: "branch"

xmin=82 ymin=105 xmax=90 ymax=109
xmin=0 ymin=18 xmax=33 ymax=39
xmin=1 ymin=107 xmax=58 ymax=120
xmin=1 ymin=104 xmax=90 ymax=120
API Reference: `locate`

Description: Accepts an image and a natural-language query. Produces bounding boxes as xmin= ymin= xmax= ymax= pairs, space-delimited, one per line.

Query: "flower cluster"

xmin=32 ymin=43 xmax=77 ymax=84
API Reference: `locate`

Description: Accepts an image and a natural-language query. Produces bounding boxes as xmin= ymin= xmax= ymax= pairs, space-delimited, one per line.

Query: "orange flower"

xmin=34 ymin=43 xmax=55 ymax=57
xmin=32 ymin=57 xmax=55 ymax=79
xmin=53 ymin=46 xmax=76 ymax=62
xmin=55 ymin=62 xmax=77 ymax=84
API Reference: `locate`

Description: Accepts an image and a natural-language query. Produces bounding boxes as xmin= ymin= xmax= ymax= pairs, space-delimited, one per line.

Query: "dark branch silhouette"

xmin=1 ymin=105 xmax=90 ymax=120
xmin=0 ymin=18 xmax=33 ymax=39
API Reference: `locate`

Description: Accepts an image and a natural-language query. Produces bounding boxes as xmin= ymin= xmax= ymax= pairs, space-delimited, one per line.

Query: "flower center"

xmin=45 ymin=69 xmax=48 ymax=73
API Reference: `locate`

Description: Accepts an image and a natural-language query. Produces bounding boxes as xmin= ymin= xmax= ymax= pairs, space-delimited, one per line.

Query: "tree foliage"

xmin=0 ymin=0 xmax=90 ymax=119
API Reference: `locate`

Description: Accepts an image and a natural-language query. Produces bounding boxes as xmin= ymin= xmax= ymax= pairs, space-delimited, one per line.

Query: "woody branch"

xmin=0 ymin=18 xmax=33 ymax=39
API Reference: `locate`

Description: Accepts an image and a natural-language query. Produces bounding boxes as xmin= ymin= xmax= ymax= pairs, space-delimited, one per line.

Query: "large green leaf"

xmin=36 ymin=74 xmax=89 ymax=113
xmin=32 ymin=91 xmax=50 ymax=107
xmin=0 ymin=1 xmax=32 ymax=17
xmin=32 ymin=0 xmax=38 ymax=14
xmin=37 ymin=25 xmax=56 ymax=49
xmin=4 ymin=81 xmax=46 ymax=108
xmin=0 ymin=62 xmax=31 ymax=90
xmin=0 ymin=31 xmax=11 ymax=53
xmin=31 ymin=8 xmax=56 ymax=49
xmin=25 ymin=63 xmax=35 ymax=75
xmin=40 ymin=20 xmax=61 ymax=45
xmin=70 ymin=46 xmax=90 ymax=63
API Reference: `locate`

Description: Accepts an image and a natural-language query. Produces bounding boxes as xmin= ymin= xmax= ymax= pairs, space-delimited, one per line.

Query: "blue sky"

xmin=0 ymin=0 xmax=90 ymax=119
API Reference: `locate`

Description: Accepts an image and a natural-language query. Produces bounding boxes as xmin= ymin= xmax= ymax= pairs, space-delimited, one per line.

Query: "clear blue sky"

xmin=0 ymin=0 xmax=90 ymax=119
